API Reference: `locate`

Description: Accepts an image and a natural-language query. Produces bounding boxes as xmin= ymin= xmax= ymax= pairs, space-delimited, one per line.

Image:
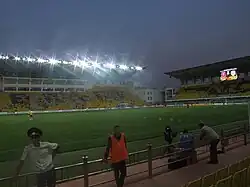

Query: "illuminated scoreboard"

xmin=220 ymin=68 xmax=238 ymax=81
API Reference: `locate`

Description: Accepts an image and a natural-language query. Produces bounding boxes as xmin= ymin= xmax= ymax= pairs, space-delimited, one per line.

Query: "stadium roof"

xmin=165 ymin=56 xmax=250 ymax=79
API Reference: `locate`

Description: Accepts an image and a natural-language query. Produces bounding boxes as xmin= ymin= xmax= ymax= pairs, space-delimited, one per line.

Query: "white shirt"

xmin=20 ymin=142 xmax=58 ymax=173
xmin=201 ymin=126 xmax=219 ymax=142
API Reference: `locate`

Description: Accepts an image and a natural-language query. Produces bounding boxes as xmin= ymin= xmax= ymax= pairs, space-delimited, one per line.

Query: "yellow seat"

xmin=215 ymin=175 xmax=232 ymax=187
xmin=202 ymin=172 xmax=216 ymax=187
xmin=215 ymin=167 xmax=229 ymax=182
xmin=186 ymin=178 xmax=202 ymax=187
xmin=232 ymin=168 xmax=247 ymax=187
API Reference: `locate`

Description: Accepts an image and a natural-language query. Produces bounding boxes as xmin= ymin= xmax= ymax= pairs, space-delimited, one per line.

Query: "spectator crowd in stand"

xmin=0 ymin=87 xmax=143 ymax=112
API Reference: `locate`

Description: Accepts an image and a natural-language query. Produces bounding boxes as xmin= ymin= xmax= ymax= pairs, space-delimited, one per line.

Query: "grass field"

xmin=0 ymin=105 xmax=248 ymax=177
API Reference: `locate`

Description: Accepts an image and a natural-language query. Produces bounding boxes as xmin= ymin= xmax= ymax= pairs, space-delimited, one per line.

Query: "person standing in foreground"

xmin=15 ymin=127 xmax=59 ymax=187
xmin=199 ymin=123 xmax=220 ymax=164
xmin=104 ymin=125 xmax=128 ymax=187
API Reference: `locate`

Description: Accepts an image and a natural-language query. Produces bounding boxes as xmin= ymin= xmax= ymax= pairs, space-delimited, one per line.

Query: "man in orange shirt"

xmin=104 ymin=125 xmax=128 ymax=187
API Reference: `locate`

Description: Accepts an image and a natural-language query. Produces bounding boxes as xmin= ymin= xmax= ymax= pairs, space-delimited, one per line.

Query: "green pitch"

xmin=0 ymin=105 xmax=248 ymax=177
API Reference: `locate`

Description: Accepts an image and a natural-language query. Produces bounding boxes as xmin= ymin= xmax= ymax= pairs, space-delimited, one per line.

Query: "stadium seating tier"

xmin=184 ymin=156 xmax=250 ymax=187
xmin=0 ymin=86 xmax=144 ymax=111
xmin=175 ymin=81 xmax=250 ymax=100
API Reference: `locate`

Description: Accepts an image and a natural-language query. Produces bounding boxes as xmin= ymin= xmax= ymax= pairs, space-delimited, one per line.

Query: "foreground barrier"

xmin=0 ymin=122 xmax=248 ymax=187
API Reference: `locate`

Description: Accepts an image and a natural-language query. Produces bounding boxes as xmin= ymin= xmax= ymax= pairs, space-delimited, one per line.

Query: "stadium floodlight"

xmin=120 ymin=65 xmax=128 ymax=70
xmin=3 ymin=55 xmax=9 ymax=60
xmin=26 ymin=57 xmax=35 ymax=62
xmin=104 ymin=63 xmax=116 ymax=69
xmin=0 ymin=53 xmax=145 ymax=72
xmin=48 ymin=58 xmax=60 ymax=65
xmin=87 ymin=62 xmax=93 ymax=67
xmin=78 ymin=60 xmax=87 ymax=68
xmin=14 ymin=56 xmax=21 ymax=61
xmin=135 ymin=66 xmax=143 ymax=71
xmin=72 ymin=60 xmax=79 ymax=66
xmin=62 ymin=60 xmax=70 ymax=65
xmin=92 ymin=62 xmax=99 ymax=68
xmin=37 ymin=58 xmax=47 ymax=63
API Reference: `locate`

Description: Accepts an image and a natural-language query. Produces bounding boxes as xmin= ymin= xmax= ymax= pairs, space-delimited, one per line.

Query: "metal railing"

xmin=0 ymin=122 xmax=248 ymax=187
xmin=0 ymin=120 xmax=247 ymax=162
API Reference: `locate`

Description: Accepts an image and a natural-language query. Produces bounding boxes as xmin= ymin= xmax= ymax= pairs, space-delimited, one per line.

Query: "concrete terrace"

xmin=58 ymin=138 xmax=248 ymax=187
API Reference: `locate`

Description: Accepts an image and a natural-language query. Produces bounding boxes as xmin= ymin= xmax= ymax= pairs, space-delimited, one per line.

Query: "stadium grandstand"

xmin=165 ymin=56 xmax=250 ymax=103
xmin=0 ymin=54 xmax=145 ymax=112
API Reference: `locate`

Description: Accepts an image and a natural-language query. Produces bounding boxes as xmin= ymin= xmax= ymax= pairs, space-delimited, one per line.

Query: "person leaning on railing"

xmin=14 ymin=127 xmax=59 ymax=187
xmin=103 ymin=125 xmax=128 ymax=187
xmin=198 ymin=122 xmax=220 ymax=164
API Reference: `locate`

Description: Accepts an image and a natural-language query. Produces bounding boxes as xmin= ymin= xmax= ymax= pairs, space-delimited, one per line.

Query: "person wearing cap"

xmin=198 ymin=123 xmax=220 ymax=164
xmin=14 ymin=127 xmax=59 ymax=187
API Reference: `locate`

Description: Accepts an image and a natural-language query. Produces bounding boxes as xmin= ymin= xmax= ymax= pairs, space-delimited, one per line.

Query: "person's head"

xmin=165 ymin=126 xmax=171 ymax=132
xmin=198 ymin=122 xmax=205 ymax=129
xmin=27 ymin=127 xmax=42 ymax=146
xmin=113 ymin=125 xmax=121 ymax=136
xmin=183 ymin=129 xmax=188 ymax=134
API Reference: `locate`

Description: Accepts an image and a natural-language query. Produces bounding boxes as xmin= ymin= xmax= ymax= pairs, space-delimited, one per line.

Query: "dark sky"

xmin=1 ymin=0 xmax=250 ymax=87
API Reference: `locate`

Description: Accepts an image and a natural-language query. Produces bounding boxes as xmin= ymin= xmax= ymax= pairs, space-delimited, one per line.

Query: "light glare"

xmin=0 ymin=54 xmax=144 ymax=72
xmin=120 ymin=65 xmax=128 ymax=70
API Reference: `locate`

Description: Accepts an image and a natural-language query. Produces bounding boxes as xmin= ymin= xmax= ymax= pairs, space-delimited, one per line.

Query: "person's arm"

xmin=15 ymin=147 xmax=28 ymax=177
xmin=15 ymin=160 xmax=24 ymax=177
xmin=124 ymin=135 xmax=127 ymax=150
xmin=48 ymin=142 xmax=59 ymax=159
xmin=164 ymin=132 xmax=167 ymax=141
xmin=104 ymin=137 xmax=112 ymax=160
xmin=200 ymin=129 xmax=206 ymax=140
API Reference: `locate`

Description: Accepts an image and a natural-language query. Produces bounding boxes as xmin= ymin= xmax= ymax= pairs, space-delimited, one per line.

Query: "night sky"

xmin=1 ymin=0 xmax=250 ymax=87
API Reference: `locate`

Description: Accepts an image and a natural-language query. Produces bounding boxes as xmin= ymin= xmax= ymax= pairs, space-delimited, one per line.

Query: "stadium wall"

xmin=0 ymin=100 xmax=247 ymax=116
xmin=0 ymin=105 xmax=165 ymax=115
xmin=135 ymin=88 xmax=164 ymax=104
xmin=1 ymin=76 xmax=87 ymax=92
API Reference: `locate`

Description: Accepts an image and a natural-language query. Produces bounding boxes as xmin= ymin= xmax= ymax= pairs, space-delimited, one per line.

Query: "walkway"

xmin=58 ymin=139 xmax=248 ymax=187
